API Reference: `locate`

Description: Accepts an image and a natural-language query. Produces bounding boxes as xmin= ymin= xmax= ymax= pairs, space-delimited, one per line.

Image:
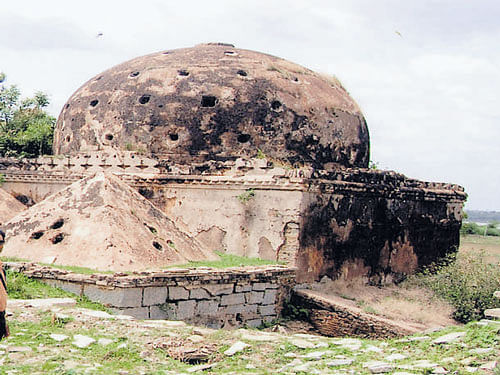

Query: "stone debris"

xmin=432 ymin=331 xmax=467 ymax=344
xmin=80 ymin=309 xmax=114 ymax=319
xmin=411 ymin=360 xmax=439 ymax=369
xmin=9 ymin=298 xmax=76 ymax=309
xmin=97 ymin=338 xmax=114 ymax=346
xmin=49 ymin=333 xmax=69 ymax=342
xmin=239 ymin=331 xmax=281 ymax=342
xmin=327 ymin=358 xmax=355 ymax=367
xmin=7 ymin=346 xmax=33 ymax=353
xmin=300 ymin=350 xmax=331 ymax=359
xmin=186 ymin=363 xmax=215 ymax=373
xmin=72 ymin=334 xmax=96 ymax=348
xmin=224 ymin=341 xmax=250 ymax=356
xmin=479 ymin=361 xmax=498 ymax=371
xmin=432 ymin=367 xmax=449 ymax=374
xmin=289 ymin=338 xmax=316 ymax=349
xmin=484 ymin=308 xmax=500 ymax=320
xmin=364 ymin=361 xmax=394 ymax=373
xmin=385 ymin=353 xmax=407 ymax=362
xmin=469 ymin=347 xmax=493 ymax=354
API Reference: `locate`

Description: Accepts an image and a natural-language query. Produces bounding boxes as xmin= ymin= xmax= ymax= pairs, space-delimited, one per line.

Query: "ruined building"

xmin=0 ymin=43 xmax=466 ymax=282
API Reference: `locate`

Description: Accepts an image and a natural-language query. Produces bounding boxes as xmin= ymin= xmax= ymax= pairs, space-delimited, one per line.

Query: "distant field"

xmin=459 ymin=234 xmax=500 ymax=264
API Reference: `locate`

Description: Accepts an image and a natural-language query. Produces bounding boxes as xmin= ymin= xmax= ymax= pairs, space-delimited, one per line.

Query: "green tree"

xmin=0 ymin=73 xmax=55 ymax=157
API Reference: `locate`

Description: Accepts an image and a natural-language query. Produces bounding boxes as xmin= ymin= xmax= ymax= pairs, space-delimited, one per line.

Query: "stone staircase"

xmin=484 ymin=291 xmax=500 ymax=320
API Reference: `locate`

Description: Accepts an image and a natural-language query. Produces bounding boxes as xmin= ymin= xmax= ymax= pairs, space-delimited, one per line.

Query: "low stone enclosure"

xmin=6 ymin=262 xmax=295 ymax=329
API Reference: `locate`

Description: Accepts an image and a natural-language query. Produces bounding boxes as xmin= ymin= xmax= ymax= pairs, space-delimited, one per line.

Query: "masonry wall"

xmin=7 ymin=262 xmax=296 ymax=328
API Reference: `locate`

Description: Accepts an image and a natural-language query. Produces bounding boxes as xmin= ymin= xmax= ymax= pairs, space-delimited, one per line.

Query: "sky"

xmin=1 ymin=0 xmax=499 ymax=211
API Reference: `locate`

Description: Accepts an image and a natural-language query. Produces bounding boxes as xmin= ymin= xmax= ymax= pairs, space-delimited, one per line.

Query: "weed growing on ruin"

xmin=0 ymin=173 xmax=4 ymax=185
xmin=237 ymin=188 xmax=255 ymax=203
xmin=408 ymin=251 xmax=500 ymax=323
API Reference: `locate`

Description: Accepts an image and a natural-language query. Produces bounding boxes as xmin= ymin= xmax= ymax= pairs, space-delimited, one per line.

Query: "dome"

xmin=54 ymin=43 xmax=370 ymax=169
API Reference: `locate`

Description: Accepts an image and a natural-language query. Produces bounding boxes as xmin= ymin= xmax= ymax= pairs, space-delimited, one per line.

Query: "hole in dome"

xmin=237 ymin=70 xmax=247 ymax=77
xmin=50 ymin=219 xmax=64 ymax=230
xmin=162 ymin=51 xmax=171 ymax=55
xmin=66 ymin=135 xmax=71 ymax=142
xmin=31 ymin=231 xmax=44 ymax=240
xmin=224 ymin=51 xmax=237 ymax=56
xmin=139 ymin=95 xmax=151 ymax=104
xmin=292 ymin=77 xmax=299 ymax=82
xmin=90 ymin=99 xmax=99 ymax=107
xmin=201 ymin=95 xmax=217 ymax=107
xmin=178 ymin=69 xmax=189 ymax=76
xmin=158 ymin=104 xmax=164 ymax=108
xmin=51 ymin=233 xmax=64 ymax=244
xmin=129 ymin=71 xmax=140 ymax=77
xmin=153 ymin=241 xmax=163 ymax=251
xmin=105 ymin=134 xmax=114 ymax=141
xmin=95 ymin=76 xmax=102 ymax=81
xmin=138 ymin=188 xmax=154 ymax=198
xmin=271 ymin=100 xmax=282 ymax=110
xmin=65 ymin=104 xmax=70 ymax=109
xmin=169 ymin=133 xmax=179 ymax=141
xmin=15 ymin=194 xmax=35 ymax=206
xmin=237 ymin=134 xmax=251 ymax=143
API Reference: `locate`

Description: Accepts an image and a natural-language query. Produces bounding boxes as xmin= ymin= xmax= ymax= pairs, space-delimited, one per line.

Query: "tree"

xmin=0 ymin=73 xmax=55 ymax=158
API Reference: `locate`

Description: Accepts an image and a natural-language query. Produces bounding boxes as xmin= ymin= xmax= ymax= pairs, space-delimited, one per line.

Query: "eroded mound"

xmin=2 ymin=173 xmax=217 ymax=271
xmin=0 ymin=188 xmax=26 ymax=226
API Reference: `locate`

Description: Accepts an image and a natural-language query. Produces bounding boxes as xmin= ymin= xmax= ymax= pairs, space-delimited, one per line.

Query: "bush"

xmin=409 ymin=252 xmax=500 ymax=323
xmin=460 ymin=222 xmax=500 ymax=237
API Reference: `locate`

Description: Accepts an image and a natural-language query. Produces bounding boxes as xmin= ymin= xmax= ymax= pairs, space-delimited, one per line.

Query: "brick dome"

xmin=54 ymin=43 xmax=370 ymax=169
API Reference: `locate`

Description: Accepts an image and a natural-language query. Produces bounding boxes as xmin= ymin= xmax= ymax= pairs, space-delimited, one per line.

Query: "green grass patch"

xmin=5 ymin=269 xmax=109 ymax=311
xmin=173 ymin=251 xmax=280 ymax=269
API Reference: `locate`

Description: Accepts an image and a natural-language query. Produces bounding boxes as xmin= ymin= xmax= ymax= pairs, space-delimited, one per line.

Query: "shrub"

xmin=409 ymin=252 xmax=500 ymax=323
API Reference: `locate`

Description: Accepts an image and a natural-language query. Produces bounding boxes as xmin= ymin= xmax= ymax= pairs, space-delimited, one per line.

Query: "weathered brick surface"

xmin=6 ymin=261 xmax=296 ymax=328
xmin=246 ymin=291 xmax=264 ymax=304
xmin=220 ymin=293 xmax=245 ymax=306
xmin=84 ymin=285 xmax=143 ymax=308
xmin=168 ymin=286 xmax=189 ymax=300
xmin=189 ymin=287 xmax=211 ymax=299
xmin=143 ymin=287 xmax=168 ymax=306
xmin=263 ymin=289 xmax=278 ymax=305
xmin=195 ymin=300 xmax=219 ymax=316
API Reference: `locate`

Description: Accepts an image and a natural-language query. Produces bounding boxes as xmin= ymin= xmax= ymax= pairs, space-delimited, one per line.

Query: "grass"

xmin=6 ymin=269 xmax=109 ymax=311
xmin=174 ymin=251 xmax=280 ymax=269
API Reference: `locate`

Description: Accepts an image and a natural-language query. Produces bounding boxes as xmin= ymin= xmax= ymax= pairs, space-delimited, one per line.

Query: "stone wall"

xmin=0 ymin=155 xmax=466 ymax=283
xmin=5 ymin=262 xmax=296 ymax=328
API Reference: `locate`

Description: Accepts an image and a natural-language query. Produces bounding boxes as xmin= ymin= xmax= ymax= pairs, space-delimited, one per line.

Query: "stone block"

xmin=195 ymin=300 xmax=219 ymax=316
xmin=203 ymin=284 xmax=234 ymax=296
xmin=168 ymin=286 xmax=189 ymax=300
xmin=44 ymin=279 xmax=83 ymax=296
xmin=263 ymin=289 xmax=278 ymax=305
xmin=143 ymin=287 xmax=168 ymax=306
xmin=189 ymin=287 xmax=211 ymax=299
xmin=235 ymin=284 xmax=252 ymax=293
xmin=150 ymin=304 xmax=177 ymax=320
xmin=259 ymin=304 xmax=276 ymax=316
xmin=220 ymin=293 xmax=245 ymax=306
xmin=246 ymin=291 xmax=264 ymax=304
xmin=245 ymin=318 xmax=263 ymax=328
xmin=252 ymin=282 xmax=267 ymax=291
xmin=110 ymin=306 xmax=149 ymax=320
xmin=177 ymin=300 xmax=196 ymax=319
xmin=83 ymin=285 xmax=143 ymax=308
